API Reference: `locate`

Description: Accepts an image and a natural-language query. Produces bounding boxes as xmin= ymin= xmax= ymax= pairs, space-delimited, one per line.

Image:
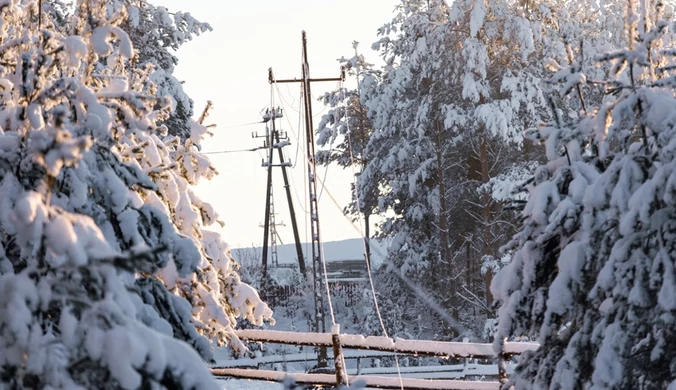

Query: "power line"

xmin=273 ymin=83 xmax=308 ymax=214
xmin=314 ymin=156 xmax=468 ymax=334
xmin=268 ymin=34 xmax=345 ymax=376
xmin=270 ymin=58 xmax=464 ymax=377
xmin=316 ymin=80 xmax=342 ymax=203
xmin=218 ymin=120 xmax=263 ymax=130
xmin=291 ymin=84 xmax=304 ymax=168
xmin=312 ymin=90 xmax=468 ymax=339
xmin=338 ymin=68 xmax=403 ymax=390
xmin=202 ymin=146 xmax=266 ymax=155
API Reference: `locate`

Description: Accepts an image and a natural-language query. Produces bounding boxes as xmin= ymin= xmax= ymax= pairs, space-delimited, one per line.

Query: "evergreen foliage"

xmin=493 ymin=1 xmax=676 ymax=388
xmin=340 ymin=0 xmax=550 ymax=340
xmin=0 ymin=0 xmax=271 ymax=388
xmin=121 ymin=0 xmax=212 ymax=141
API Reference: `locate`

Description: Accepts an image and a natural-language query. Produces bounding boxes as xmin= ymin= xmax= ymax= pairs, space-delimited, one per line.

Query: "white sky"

xmin=157 ymin=0 xmax=399 ymax=248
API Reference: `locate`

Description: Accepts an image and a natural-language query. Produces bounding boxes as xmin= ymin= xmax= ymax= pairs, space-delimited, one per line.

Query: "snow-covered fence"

xmin=216 ymin=351 xmax=518 ymax=379
xmin=260 ymin=281 xmax=365 ymax=307
xmin=211 ymin=329 xmax=538 ymax=389
xmin=213 ymin=369 xmax=502 ymax=390
xmin=230 ymin=329 xmax=536 ymax=357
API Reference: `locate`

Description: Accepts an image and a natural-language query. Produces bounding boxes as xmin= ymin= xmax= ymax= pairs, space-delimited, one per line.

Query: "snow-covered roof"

xmin=232 ymin=238 xmax=387 ymax=267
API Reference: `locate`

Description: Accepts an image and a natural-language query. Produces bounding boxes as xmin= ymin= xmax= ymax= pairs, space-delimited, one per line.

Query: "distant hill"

xmin=231 ymin=237 xmax=387 ymax=268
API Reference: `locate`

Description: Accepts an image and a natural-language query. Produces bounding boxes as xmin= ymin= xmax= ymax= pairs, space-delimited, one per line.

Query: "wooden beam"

xmin=212 ymin=368 xmax=501 ymax=390
xmin=236 ymin=329 xmax=488 ymax=359
xmin=272 ymin=77 xmax=344 ymax=84
xmin=213 ymin=349 xmax=411 ymax=368
xmin=233 ymin=329 xmax=537 ymax=358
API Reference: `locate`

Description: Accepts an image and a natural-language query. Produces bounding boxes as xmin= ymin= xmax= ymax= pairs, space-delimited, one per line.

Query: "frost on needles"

xmin=345 ymin=0 xmax=549 ymax=339
xmin=492 ymin=2 xmax=676 ymax=389
xmin=0 ymin=1 xmax=272 ymax=389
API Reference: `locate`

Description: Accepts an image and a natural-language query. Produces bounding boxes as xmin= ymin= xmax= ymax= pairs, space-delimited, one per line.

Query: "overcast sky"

xmin=157 ymin=0 xmax=399 ymax=248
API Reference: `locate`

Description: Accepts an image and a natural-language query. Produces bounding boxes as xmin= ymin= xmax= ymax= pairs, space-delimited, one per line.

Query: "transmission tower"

xmin=259 ymin=184 xmax=286 ymax=268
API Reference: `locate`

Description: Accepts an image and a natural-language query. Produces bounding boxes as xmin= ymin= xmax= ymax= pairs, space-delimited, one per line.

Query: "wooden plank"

xmin=212 ymin=368 xmax=501 ymax=390
xmin=234 ymin=329 xmax=499 ymax=359
xmin=503 ymin=342 xmax=539 ymax=355
xmin=212 ymin=349 xmax=400 ymax=368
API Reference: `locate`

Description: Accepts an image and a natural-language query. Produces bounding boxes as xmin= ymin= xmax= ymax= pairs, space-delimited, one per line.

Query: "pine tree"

xmin=317 ymin=47 xmax=379 ymax=265
xmin=0 ymin=1 xmax=220 ymax=388
xmin=357 ymin=0 xmax=550 ymax=339
xmin=0 ymin=0 xmax=271 ymax=387
xmin=493 ymin=1 xmax=676 ymax=388
xmin=121 ymin=0 xmax=212 ymax=141
xmin=86 ymin=0 xmax=273 ymax=358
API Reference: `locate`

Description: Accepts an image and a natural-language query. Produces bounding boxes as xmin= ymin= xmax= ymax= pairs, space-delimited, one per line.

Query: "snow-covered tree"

xmin=317 ymin=48 xmax=380 ymax=264
xmin=318 ymin=48 xmax=375 ymax=169
xmin=355 ymin=0 xmax=458 ymax=338
xmin=121 ymin=0 xmax=211 ymax=140
xmin=493 ymin=1 xmax=676 ymax=388
xmin=355 ymin=0 xmax=550 ymax=339
xmin=0 ymin=0 xmax=271 ymax=387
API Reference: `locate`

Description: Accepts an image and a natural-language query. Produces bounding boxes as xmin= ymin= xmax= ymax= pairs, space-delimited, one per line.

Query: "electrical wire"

xmin=287 ymin=61 xmax=338 ymax=329
xmin=268 ymin=69 xmax=462 ymax=386
xmin=271 ymin=67 xmax=464 ymax=385
xmin=278 ymin=83 xmax=329 ymax=119
xmin=298 ymin=51 xmax=311 ymax=261
xmin=272 ymin=82 xmax=308 ymax=213
xmin=307 ymin=158 xmax=468 ymax=333
xmin=292 ymin=84 xmax=303 ymax=168
xmin=316 ymin=80 xmax=342 ymax=203
xmin=218 ymin=120 xmax=263 ymax=130
xmin=338 ymin=70 xmax=403 ymax=390
xmin=203 ymin=146 xmax=266 ymax=155
xmin=300 ymin=86 xmax=310 ymax=274
xmin=300 ymin=71 xmax=466 ymax=331
xmin=273 ymin=70 xmax=342 ymax=382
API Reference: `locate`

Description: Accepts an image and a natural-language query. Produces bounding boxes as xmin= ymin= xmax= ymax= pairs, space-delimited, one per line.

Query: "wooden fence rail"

xmin=213 ymin=368 xmax=501 ymax=390
xmin=212 ymin=329 xmax=538 ymax=389
xmin=232 ymin=329 xmax=535 ymax=358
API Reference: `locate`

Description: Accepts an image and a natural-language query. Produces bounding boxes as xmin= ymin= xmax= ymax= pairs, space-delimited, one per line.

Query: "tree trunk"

xmin=364 ymin=211 xmax=371 ymax=267
xmin=465 ymin=240 xmax=472 ymax=289
xmin=480 ymin=134 xmax=494 ymax=308
xmin=435 ymin=120 xmax=456 ymax=324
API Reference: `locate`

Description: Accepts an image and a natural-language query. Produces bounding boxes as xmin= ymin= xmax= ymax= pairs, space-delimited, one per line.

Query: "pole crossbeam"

xmin=274 ymin=77 xmax=344 ymax=84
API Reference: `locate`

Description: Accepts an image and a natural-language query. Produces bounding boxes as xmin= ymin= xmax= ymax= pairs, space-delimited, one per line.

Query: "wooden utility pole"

xmin=269 ymin=31 xmax=345 ymax=368
xmin=257 ymin=106 xmax=307 ymax=277
xmin=273 ymin=114 xmax=305 ymax=274
xmin=260 ymin=111 xmax=275 ymax=277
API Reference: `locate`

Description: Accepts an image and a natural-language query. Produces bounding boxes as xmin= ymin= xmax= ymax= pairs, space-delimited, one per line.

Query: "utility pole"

xmin=269 ymin=31 xmax=345 ymax=368
xmin=255 ymin=107 xmax=307 ymax=277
